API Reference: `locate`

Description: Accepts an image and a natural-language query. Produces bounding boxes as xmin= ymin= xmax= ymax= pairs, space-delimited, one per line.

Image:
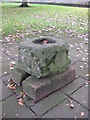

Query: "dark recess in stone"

xmin=33 ymin=38 xmax=56 ymax=45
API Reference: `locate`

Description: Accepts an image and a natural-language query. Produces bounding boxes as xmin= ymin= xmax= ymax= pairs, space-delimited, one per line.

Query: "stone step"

xmin=22 ymin=66 xmax=75 ymax=102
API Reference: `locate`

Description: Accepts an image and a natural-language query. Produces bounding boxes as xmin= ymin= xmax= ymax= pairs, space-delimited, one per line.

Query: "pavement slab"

xmin=41 ymin=99 xmax=88 ymax=118
xmin=1 ymin=59 xmax=16 ymax=77
xmin=69 ymin=36 xmax=86 ymax=45
xmin=69 ymin=48 xmax=88 ymax=62
xmin=4 ymin=47 xmax=19 ymax=59
xmin=72 ymin=61 xmax=88 ymax=79
xmin=61 ymin=77 xmax=85 ymax=95
xmin=2 ymin=39 xmax=23 ymax=51
xmin=70 ymin=85 xmax=89 ymax=110
xmin=0 ymin=52 xmax=11 ymax=63
xmin=1 ymin=82 xmax=14 ymax=101
xmin=1 ymin=35 xmax=89 ymax=118
xmin=69 ymin=56 xmax=79 ymax=65
xmin=2 ymin=74 xmax=12 ymax=84
xmin=2 ymin=95 xmax=35 ymax=118
xmin=31 ymin=90 xmax=66 ymax=116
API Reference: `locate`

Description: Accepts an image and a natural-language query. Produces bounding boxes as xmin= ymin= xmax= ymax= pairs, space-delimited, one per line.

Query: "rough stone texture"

xmin=22 ymin=66 xmax=75 ymax=102
xmin=18 ymin=37 xmax=70 ymax=78
xmin=12 ymin=65 xmax=30 ymax=86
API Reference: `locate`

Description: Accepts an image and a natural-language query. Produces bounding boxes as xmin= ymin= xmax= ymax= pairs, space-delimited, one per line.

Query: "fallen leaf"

xmin=81 ymin=112 xmax=85 ymax=117
xmin=79 ymin=66 xmax=84 ymax=70
xmin=18 ymin=101 xmax=24 ymax=106
xmin=70 ymin=103 xmax=74 ymax=108
xmin=4 ymin=71 xmax=7 ymax=74
xmin=16 ymin=113 xmax=19 ymax=117
xmin=18 ymin=98 xmax=24 ymax=106
xmin=76 ymin=47 xmax=80 ymax=51
xmin=86 ymin=74 xmax=89 ymax=77
xmin=18 ymin=98 xmax=23 ymax=102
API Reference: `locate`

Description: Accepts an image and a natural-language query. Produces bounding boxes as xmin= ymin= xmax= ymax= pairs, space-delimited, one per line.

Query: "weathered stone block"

xmin=18 ymin=37 xmax=70 ymax=78
xmin=12 ymin=64 xmax=30 ymax=86
xmin=22 ymin=66 xmax=75 ymax=102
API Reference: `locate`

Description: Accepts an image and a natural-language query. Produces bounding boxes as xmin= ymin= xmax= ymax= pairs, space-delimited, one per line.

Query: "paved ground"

xmin=0 ymin=32 xmax=89 ymax=119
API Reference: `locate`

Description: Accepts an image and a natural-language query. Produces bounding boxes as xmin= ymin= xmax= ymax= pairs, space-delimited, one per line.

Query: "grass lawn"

xmin=2 ymin=3 xmax=88 ymax=37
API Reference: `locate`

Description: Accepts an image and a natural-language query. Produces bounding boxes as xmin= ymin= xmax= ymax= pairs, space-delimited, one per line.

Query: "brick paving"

xmin=1 ymin=34 xmax=89 ymax=119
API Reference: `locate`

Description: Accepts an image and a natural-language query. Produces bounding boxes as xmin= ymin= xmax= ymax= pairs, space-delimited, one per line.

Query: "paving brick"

xmin=80 ymin=43 xmax=88 ymax=52
xmin=61 ymin=77 xmax=85 ymax=95
xmin=70 ymin=85 xmax=89 ymax=110
xmin=42 ymin=99 xmax=88 ymax=118
xmin=2 ymin=42 xmax=15 ymax=50
xmin=2 ymin=74 xmax=12 ymax=84
xmin=69 ymin=36 xmax=85 ymax=45
xmin=2 ymin=40 xmax=22 ymax=52
xmin=31 ymin=90 xmax=66 ymax=116
xmin=2 ymin=95 xmax=35 ymax=118
xmin=5 ymin=47 xmax=19 ymax=59
xmin=1 ymin=82 xmax=14 ymax=101
xmin=69 ymin=55 xmax=79 ymax=65
xmin=23 ymin=66 xmax=75 ymax=101
xmin=1 ymin=59 xmax=16 ymax=77
xmin=0 ymin=52 xmax=11 ymax=63
xmin=69 ymin=48 xmax=88 ymax=62
xmin=72 ymin=61 xmax=88 ymax=79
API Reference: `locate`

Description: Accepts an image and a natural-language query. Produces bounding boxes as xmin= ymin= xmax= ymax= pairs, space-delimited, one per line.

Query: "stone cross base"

xmin=22 ymin=66 xmax=75 ymax=102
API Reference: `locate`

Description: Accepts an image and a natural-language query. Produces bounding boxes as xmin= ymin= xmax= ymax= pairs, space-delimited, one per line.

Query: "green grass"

xmin=2 ymin=2 xmax=88 ymax=37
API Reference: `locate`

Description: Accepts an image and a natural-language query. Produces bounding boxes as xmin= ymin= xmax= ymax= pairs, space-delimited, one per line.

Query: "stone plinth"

xmin=22 ymin=66 xmax=75 ymax=102
xmin=18 ymin=37 xmax=70 ymax=78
